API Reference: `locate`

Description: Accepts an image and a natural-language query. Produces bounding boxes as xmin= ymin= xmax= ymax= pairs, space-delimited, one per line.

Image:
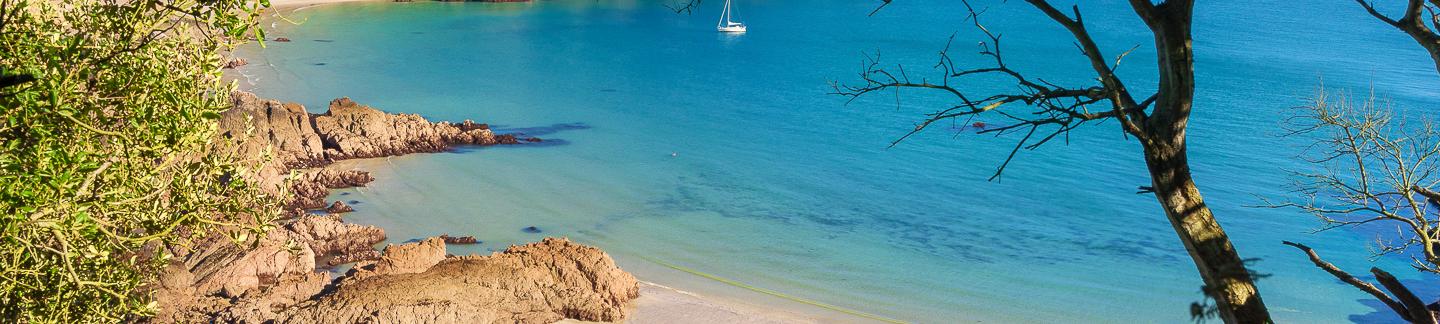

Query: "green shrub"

xmin=0 ymin=0 xmax=277 ymax=321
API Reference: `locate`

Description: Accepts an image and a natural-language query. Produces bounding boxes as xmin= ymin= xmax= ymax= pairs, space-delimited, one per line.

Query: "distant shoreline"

xmin=268 ymin=0 xmax=384 ymax=9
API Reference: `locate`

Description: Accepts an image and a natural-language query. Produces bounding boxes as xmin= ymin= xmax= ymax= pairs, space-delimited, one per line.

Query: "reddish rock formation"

xmin=313 ymin=97 xmax=514 ymax=160
xmin=440 ymin=234 xmax=478 ymax=244
xmin=150 ymin=228 xmax=325 ymax=322
xmin=287 ymin=169 xmax=374 ymax=211
xmin=148 ymin=92 xmax=631 ymax=323
xmin=221 ymin=92 xmax=524 ymax=175
xmin=285 ymin=215 xmax=384 ymax=259
xmin=347 ymin=237 xmax=448 ymax=279
xmin=278 ymin=238 xmax=638 ymax=323
xmin=325 ymin=201 xmax=353 ymax=213
xmin=224 ymin=58 xmax=248 ymax=69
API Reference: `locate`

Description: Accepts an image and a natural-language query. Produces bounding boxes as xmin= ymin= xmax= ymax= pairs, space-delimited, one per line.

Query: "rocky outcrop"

xmin=224 ymin=58 xmax=248 ymax=69
xmin=149 ymin=92 xmax=632 ymax=323
xmin=303 ymin=168 xmax=376 ymax=188
xmin=151 ymin=228 xmax=326 ymax=322
xmin=348 ymin=237 xmax=448 ymax=279
xmin=440 ymin=234 xmax=478 ymax=244
xmin=312 ymin=97 xmax=515 ymax=160
xmin=221 ymin=92 xmax=526 ymax=178
xmin=277 ymin=238 xmax=639 ymax=323
xmin=285 ymin=214 xmax=385 ymax=259
xmin=325 ymin=201 xmax=354 ymax=213
xmin=288 ymin=168 xmax=374 ymax=211
xmin=222 ymin=92 xmax=522 ymax=209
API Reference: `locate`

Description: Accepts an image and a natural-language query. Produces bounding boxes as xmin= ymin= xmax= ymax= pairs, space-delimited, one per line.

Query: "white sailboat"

xmin=716 ymin=0 xmax=746 ymax=33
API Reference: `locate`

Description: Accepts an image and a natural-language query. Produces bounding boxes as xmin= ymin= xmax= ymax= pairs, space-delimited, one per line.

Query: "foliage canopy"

xmin=0 ymin=0 xmax=276 ymax=321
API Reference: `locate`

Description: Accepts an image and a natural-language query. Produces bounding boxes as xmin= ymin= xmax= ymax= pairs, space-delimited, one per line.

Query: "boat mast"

xmin=717 ymin=0 xmax=730 ymax=27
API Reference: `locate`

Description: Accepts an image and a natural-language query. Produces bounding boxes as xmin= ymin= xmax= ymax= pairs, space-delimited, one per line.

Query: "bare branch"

xmin=1354 ymin=0 xmax=1440 ymax=75
xmin=666 ymin=0 xmax=701 ymax=14
xmin=831 ymin=0 xmax=1146 ymax=180
xmin=1282 ymin=241 xmax=1410 ymax=320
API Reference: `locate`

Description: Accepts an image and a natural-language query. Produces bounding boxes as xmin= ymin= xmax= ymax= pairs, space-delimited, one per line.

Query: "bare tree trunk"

xmin=1143 ymin=139 xmax=1269 ymax=324
xmin=835 ymin=0 xmax=1272 ymax=321
xmin=1133 ymin=2 xmax=1272 ymax=323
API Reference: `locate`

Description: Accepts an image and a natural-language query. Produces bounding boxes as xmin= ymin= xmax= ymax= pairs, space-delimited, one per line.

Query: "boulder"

xmin=440 ymin=234 xmax=478 ymax=244
xmin=325 ymin=201 xmax=354 ymax=213
xmin=277 ymin=238 xmax=639 ymax=323
xmin=224 ymin=58 xmax=248 ymax=69
xmin=356 ymin=237 xmax=448 ymax=277
xmin=285 ymin=214 xmax=385 ymax=258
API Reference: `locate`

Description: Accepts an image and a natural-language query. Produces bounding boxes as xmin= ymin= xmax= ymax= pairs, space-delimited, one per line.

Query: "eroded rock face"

xmin=288 ymin=168 xmax=374 ymax=211
xmin=151 ymin=229 xmax=324 ymax=323
xmin=440 ymin=234 xmax=478 ymax=244
xmin=278 ymin=238 xmax=639 ymax=324
xmin=223 ymin=92 xmax=520 ymax=211
xmin=221 ymin=92 xmax=328 ymax=167
xmin=350 ymin=237 xmax=448 ymax=278
xmin=150 ymin=92 xmax=633 ymax=324
xmin=325 ymin=201 xmax=354 ymax=213
xmin=312 ymin=97 xmax=511 ymax=160
xmin=285 ymin=214 xmax=385 ymax=259
xmin=220 ymin=92 xmax=524 ymax=192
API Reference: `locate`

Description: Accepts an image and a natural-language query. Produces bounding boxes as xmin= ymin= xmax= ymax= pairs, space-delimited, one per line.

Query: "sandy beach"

xmin=562 ymin=282 xmax=818 ymax=324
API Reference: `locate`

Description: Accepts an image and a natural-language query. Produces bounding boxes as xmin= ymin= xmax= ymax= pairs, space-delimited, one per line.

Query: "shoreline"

xmin=232 ymin=3 xmax=868 ymax=322
xmin=564 ymin=281 xmax=820 ymax=324
xmin=267 ymin=0 xmax=385 ymax=9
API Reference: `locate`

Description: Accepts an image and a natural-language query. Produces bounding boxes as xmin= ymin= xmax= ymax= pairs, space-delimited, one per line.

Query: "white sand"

xmin=561 ymin=282 xmax=821 ymax=324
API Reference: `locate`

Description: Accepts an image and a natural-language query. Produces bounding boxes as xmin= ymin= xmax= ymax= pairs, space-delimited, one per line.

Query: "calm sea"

xmin=235 ymin=0 xmax=1440 ymax=322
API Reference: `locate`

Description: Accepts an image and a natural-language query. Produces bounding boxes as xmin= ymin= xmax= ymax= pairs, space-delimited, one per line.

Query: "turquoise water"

xmin=235 ymin=0 xmax=1440 ymax=322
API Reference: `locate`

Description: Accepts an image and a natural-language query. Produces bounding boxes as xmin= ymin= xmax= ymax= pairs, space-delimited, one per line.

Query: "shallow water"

xmin=236 ymin=0 xmax=1440 ymax=322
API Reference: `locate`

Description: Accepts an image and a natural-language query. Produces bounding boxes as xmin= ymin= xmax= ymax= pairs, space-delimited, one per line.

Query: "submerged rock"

xmin=325 ymin=201 xmax=354 ymax=214
xmin=522 ymin=226 xmax=542 ymax=233
xmin=440 ymin=234 xmax=479 ymax=244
